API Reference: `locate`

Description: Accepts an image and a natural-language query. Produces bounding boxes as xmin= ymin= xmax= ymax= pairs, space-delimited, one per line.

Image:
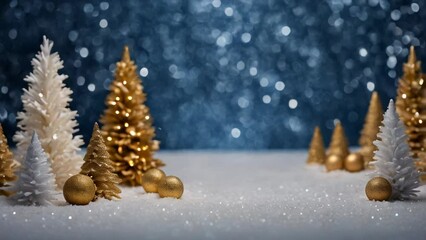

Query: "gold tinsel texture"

xmin=100 ymin=46 xmax=164 ymax=186
xmin=80 ymin=123 xmax=121 ymax=200
xmin=0 ymin=124 xmax=18 ymax=197
xmin=396 ymin=46 xmax=426 ymax=176
xmin=358 ymin=91 xmax=383 ymax=167
xmin=327 ymin=122 xmax=349 ymax=159
xmin=306 ymin=126 xmax=326 ymax=164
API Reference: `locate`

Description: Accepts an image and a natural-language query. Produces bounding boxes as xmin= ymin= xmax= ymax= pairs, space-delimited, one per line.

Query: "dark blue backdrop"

xmin=0 ymin=0 xmax=424 ymax=149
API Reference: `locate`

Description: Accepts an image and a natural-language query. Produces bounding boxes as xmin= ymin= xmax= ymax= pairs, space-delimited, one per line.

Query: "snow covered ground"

xmin=1 ymin=151 xmax=426 ymax=240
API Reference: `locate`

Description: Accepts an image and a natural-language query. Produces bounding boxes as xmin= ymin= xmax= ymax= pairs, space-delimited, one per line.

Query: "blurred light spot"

xmin=224 ymin=7 xmax=233 ymax=16
xmin=275 ymin=81 xmax=285 ymax=91
xmin=238 ymin=97 xmax=249 ymax=108
xmin=281 ymin=26 xmax=291 ymax=36
xmin=367 ymin=82 xmax=375 ymax=91
xmin=359 ymin=48 xmax=368 ymax=57
xmin=387 ymin=56 xmax=397 ymax=68
xmin=231 ymin=128 xmax=241 ymax=138
xmin=260 ymin=77 xmax=269 ymax=87
xmin=140 ymin=67 xmax=149 ymax=77
xmin=88 ymin=83 xmax=96 ymax=92
xmin=77 ymin=76 xmax=85 ymax=86
xmin=391 ymin=10 xmax=401 ymax=21
xmin=212 ymin=0 xmax=221 ymax=8
xmin=241 ymin=32 xmax=251 ymax=43
xmin=249 ymin=67 xmax=258 ymax=76
xmin=8 ymin=29 xmax=17 ymax=39
xmin=99 ymin=19 xmax=108 ymax=28
xmin=100 ymin=2 xmax=109 ymax=10
xmin=1 ymin=86 xmax=8 ymax=94
xmin=236 ymin=61 xmax=245 ymax=70
xmin=289 ymin=99 xmax=298 ymax=109
xmin=411 ymin=3 xmax=419 ymax=13
xmin=262 ymin=95 xmax=271 ymax=104
xmin=80 ymin=47 xmax=89 ymax=58
xmin=68 ymin=31 xmax=78 ymax=42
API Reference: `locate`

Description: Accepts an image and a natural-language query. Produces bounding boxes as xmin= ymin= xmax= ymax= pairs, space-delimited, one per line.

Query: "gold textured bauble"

xmin=141 ymin=168 xmax=166 ymax=193
xmin=365 ymin=177 xmax=392 ymax=201
xmin=344 ymin=153 xmax=365 ymax=172
xmin=63 ymin=174 xmax=96 ymax=205
xmin=325 ymin=154 xmax=344 ymax=172
xmin=158 ymin=176 xmax=184 ymax=199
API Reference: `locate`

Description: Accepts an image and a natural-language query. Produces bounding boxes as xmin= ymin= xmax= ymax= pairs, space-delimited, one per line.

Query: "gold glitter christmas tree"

xmin=359 ymin=91 xmax=383 ymax=167
xmin=0 ymin=124 xmax=17 ymax=197
xmin=306 ymin=126 xmax=326 ymax=164
xmin=100 ymin=46 xmax=164 ymax=186
xmin=81 ymin=123 xmax=121 ymax=200
xmin=396 ymin=46 xmax=426 ymax=176
xmin=328 ymin=122 xmax=349 ymax=158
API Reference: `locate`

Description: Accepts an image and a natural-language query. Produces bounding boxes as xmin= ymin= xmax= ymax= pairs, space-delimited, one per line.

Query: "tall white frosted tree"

xmin=372 ymin=100 xmax=421 ymax=200
xmin=13 ymin=132 xmax=57 ymax=206
xmin=13 ymin=36 xmax=83 ymax=189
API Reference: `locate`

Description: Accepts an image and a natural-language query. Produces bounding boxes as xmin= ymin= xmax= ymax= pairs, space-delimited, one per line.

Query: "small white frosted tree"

xmin=13 ymin=132 xmax=57 ymax=206
xmin=13 ymin=36 xmax=83 ymax=189
xmin=372 ymin=100 xmax=421 ymax=200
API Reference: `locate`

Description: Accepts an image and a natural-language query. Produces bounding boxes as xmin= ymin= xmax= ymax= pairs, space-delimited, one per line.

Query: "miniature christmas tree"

xmin=359 ymin=91 xmax=383 ymax=166
xmin=100 ymin=46 xmax=164 ymax=186
xmin=81 ymin=123 xmax=121 ymax=200
xmin=13 ymin=132 xmax=57 ymax=205
xmin=372 ymin=100 xmax=420 ymax=200
xmin=328 ymin=122 xmax=349 ymax=158
xmin=396 ymin=46 xmax=426 ymax=175
xmin=306 ymin=126 xmax=326 ymax=164
xmin=0 ymin=124 xmax=18 ymax=197
xmin=13 ymin=36 xmax=84 ymax=189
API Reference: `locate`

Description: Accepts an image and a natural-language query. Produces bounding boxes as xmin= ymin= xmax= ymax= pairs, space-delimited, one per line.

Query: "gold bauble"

xmin=365 ymin=177 xmax=392 ymax=201
xmin=325 ymin=154 xmax=344 ymax=172
xmin=141 ymin=168 xmax=166 ymax=193
xmin=344 ymin=153 xmax=364 ymax=172
xmin=158 ymin=176 xmax=184 ymax=199
xmin=63 ymin=174 xmax=96 ymax=205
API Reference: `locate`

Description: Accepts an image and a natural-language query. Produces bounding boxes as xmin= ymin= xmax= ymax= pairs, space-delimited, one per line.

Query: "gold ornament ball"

xmin=365 ymin=177 xmax=392 ymax=201
xmin=63 ymin=174 xmax=96 ymax=205
xmin=141 ymin=168 xmax=166 ymax=193
xmin=158 ymin=176 xmax=184 ymax=199
xmin=344 ymin=153 xmax=365 ymax=172
xmin=325 ymin=154 xmax=344 ymax=172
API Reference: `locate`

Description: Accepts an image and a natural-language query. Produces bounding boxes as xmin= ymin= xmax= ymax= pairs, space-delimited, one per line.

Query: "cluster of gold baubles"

xmin=141 ymin=169 xmax=184 ymax=199
xmin=63 ymin=169 xmax=184 ymax=205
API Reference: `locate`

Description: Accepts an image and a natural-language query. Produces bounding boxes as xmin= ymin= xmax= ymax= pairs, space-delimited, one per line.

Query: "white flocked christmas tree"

xmin=372 ymin=100 xmax=421 ymax=200
xmin=13 ymin=36 xmax=83 ymax=189
xmin=13 ymin=132 xmax=57 ymax=206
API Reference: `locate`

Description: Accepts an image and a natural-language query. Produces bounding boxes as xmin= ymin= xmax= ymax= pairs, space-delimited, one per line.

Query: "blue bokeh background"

xmin=0 ymin=0 xmax=424 ymax=149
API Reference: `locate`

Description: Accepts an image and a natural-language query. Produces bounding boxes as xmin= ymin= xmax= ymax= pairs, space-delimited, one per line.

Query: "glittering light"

xmin=281 ymin=26 xmax=291 ymax=36
xmin=140 ymin=67 xmax=149 ymax=77
xmin=367 ymin=82 xmax=375 ymax=91
xmin=411 ymin=3 xmax=420 ymax=13
xmin=289 ymin=99 xmax=298 ymax=109
xmin=260 ymin=77 xmax=269 ymax=87
xmin=231 ymin=128 xmax=241 ymax=138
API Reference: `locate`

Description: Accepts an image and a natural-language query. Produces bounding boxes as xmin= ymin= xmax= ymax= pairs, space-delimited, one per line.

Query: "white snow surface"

xmin=1 ymin=151 xmax=426 ymax=239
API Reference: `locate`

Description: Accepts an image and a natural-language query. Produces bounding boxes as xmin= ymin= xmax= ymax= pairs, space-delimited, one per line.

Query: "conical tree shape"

xmin=100 ymin=46 xmax=164 ymax=186
xmin=81 ymin=123 xmax=121 ymax=200
xmin=359 ymin=91 xmax=383 ymax=167
xmin=0 ymin=124 xmax=17 ymax=197
xmin=328 ymin=122 xmax=349 ymax=158
xmin=396 ymin=46 xmax=426 ymax=177
xmin=306 ymin=127 xmax=326 ymax=164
